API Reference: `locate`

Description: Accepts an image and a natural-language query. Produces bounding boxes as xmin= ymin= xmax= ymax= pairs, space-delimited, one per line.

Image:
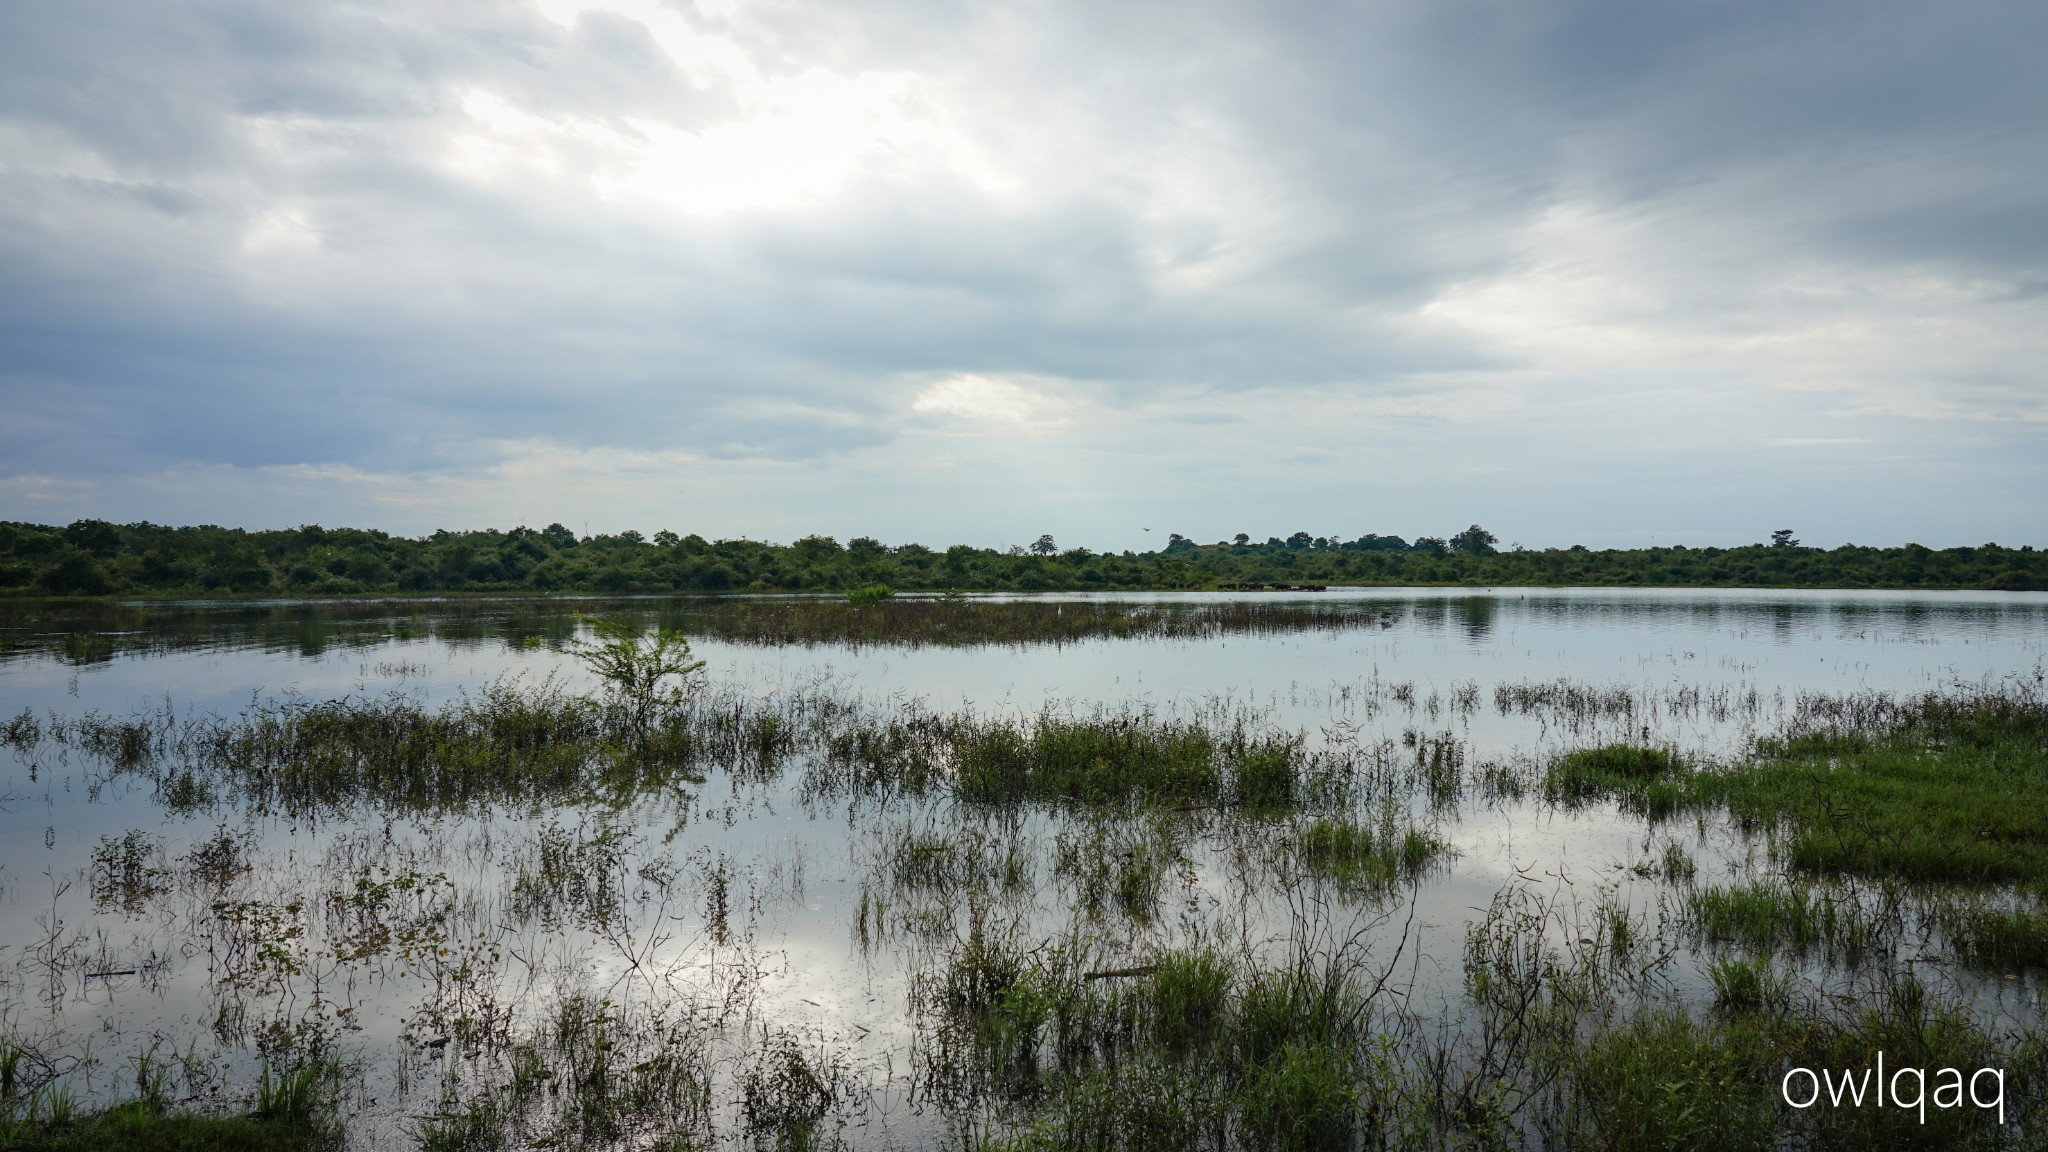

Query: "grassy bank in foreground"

xmin=5 ymin=519 xmax=2045 ymax=597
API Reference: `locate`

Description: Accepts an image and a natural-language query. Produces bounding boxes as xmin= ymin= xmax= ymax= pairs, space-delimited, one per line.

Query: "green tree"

xmin=1451 ymin=524 xmax=1499 ymax=556
xmin=571 ymin=618 xmax=706 ymax=734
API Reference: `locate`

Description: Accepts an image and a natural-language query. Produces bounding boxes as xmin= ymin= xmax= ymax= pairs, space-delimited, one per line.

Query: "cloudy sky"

xmin=2 ymin=0 xmax=2044 ymax=550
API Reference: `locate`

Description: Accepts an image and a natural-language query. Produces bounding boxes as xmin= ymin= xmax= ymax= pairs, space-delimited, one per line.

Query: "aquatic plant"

xmin=569 ymin=616 xmax=705 ymax=735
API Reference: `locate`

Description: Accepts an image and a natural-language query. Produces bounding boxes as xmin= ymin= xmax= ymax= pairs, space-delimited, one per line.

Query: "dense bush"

xmin=2 ymin=519 xmax=2043 ymax=597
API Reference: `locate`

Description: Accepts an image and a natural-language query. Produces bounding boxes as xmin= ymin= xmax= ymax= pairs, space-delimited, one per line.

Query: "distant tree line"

xmin=0 ymin=520 xmax=2042 ymax=597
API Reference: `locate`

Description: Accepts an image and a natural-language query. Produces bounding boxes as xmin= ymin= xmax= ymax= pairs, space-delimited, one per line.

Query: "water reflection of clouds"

xmin=6 ymin=589 xmax=2047 ymax=667
xmin=3 ymin=589 xmax=2045 ymax=1142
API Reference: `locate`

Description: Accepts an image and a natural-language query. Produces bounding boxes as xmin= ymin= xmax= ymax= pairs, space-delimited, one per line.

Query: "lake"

xmin=2 ymin=588 xmax=2044 ymax=1147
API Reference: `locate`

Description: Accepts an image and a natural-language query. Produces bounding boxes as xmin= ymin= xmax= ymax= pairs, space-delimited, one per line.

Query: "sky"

xmin=2 ymin=0 xmax=2045 ymax=552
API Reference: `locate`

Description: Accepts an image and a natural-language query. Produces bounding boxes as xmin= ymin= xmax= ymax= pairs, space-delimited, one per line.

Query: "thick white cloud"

xmin=1 ymin=0 xmax=2044 ymax=547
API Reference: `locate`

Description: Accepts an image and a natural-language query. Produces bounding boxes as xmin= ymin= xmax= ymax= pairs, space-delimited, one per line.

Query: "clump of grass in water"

xmin=504 ymin=819 xmax=633 ymax=934
xmin=413 ymin=992 xmax=715 ymax=1152
xmin=1403 ymin=728 xmax=1465 ymax=806
xmin=1050 ymin=815 xmax=1189 ymax=922
xmin=1566 ymin=1011 xmax=1780 ymax=1151
xmin=51 ymin=675 xmax=1343 ymax=818
xmin=1659 ymin=840 xmax=1697 ymax=885
xmin=1571 ymin=970 xmax=2040 ymax=1151
xmin=742 ymin=1036 xmax=844 ymax=1150
xmin=1543 ymin=744 xmax=1684 ymax=816
xmin=916 ymin=927 xmax=1392 ymax=1150
xmin=843 ymin=584 xmax=896 ymax=607
xmin=1705 ymin=956 xmax=1789 ymax=1015
xmin=952 ymin=711 xmax=1312 ymax=809
xmin=48 ymin=674 xmax=724 ymax=815
xmin=1684 ymin=879 xmax=1883 ymax=963
xmin=0 ymin=1045 xmax=345 ymax=1152
xmin=1931 ymin=896 xmax=2048 ymax=974
xmin=1454 ymin=880 xmax=2046 ymax=1150
xmin=89 ymin=829 xmax=170 ymax=914
xmin=855 ymin=819 xmax=1039 ymax=944
xmin=1294 ymin=807 xmax=1450 ymax=893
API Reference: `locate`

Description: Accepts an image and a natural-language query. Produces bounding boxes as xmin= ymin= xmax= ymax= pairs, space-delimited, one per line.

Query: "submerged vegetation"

xmin=3 ymin=518 xmax=2044 ymax=598
xmin=3 ymin=604 xmax=2047 ymax=1148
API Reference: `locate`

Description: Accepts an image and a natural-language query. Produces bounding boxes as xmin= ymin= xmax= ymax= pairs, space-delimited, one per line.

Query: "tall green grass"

xmin=32 ymin=682 xmax=1336 ymax=816
xmin=1545 ymin=686 xmax=2048 ymax=887
xmin=0 ymin=1050 xmax=342 ymax=1152
xmin=1294 ymin=810 xmax=1449 ymax=893
xmin=1684 ymin=880 xmax=1882 ymax=962
xmin=918 ymin=930 xmax=1390 ymax=1150
xmin=952 ymin=715 xmax=1308 ymax=808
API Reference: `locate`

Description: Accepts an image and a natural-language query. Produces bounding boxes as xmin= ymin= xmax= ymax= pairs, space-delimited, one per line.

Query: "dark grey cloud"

xmin=0 ymin=0 xmax=2043 ymax=543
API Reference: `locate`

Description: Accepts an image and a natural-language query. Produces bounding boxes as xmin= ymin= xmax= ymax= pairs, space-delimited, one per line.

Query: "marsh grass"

xmin=1294 ymin=809 xmax=1449 ymax=894
xmin=90 ymin=829 xmax=171 ymax=914
xmin=1548 ymin=684 xmax=2048 ymax=888
xmin=1931 ymin=897 xmax=2048 ymax=973
xmin=1454 ymin=886 xmax=2044 ymax=1152
xmin=411 ymin=993 xmax=717 ymax=1152
xmin=30 ymin=678 xmax=1353 ymax=821
xmin=1543 ymin=744 xmax=1684 ymax=816
xmin=915 ymin=925 xmax=1392 ymax=1151
xmin=1705 ymin=956 xmax=1790 ymax=1015
xmin=0 ymin=1047 xmax=344 ymax=1152
xmin=16 ymin=659 xmax=2048 ymax=1149
xmin=1566 ymin=1011 xmax=1780 ymax=1152
xmin=99 ymin=678 xmax=694 ymax=813
xmin=951 ymin=714 xmax=1314 ymax=809
xmin=741 ymin=1035 xmax=844 ymax=1150
xmin=1683 ymin=880 xmax=1886 ymax=962
xmin=1051 ymin=817 xmax=1188 ymax=923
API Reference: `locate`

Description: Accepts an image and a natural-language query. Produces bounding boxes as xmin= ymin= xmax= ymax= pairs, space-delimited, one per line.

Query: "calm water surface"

xmin=2 ymin=588 xmax=2044 ymax=1145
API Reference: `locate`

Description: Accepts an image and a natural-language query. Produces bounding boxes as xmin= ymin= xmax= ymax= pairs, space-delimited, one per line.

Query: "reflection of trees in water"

xmin=1456 ymin=596 xmax=1497 ymax=642
xmin=1 ymin=592 xmax=2043 ymax=666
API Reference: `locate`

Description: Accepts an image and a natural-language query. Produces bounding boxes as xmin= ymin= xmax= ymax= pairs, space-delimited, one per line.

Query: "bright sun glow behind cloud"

xmin=600 ymin=72 xmax=912 ymax=214
xmin=912 ymin=375 xmax=1065 ymax=426
xmin=455 ymin=0 xmax=1000 ymax=215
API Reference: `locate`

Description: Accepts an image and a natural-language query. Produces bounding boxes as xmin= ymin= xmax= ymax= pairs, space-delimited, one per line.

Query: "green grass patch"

xmin=1702 ymin=696 xmax=2048 ymax=885
xmin=1932 ymin=898 xmax=2048 ymax=973
xmin=1551 ymin=688 xmax=2048 ymax=888
xmin=1684 ymin=880 xmax=1881 ymax=962
xmin=1295 ymin=811 xmax=1449 ymax=893
xmin=952 ymin=716 xmax=1307 ymax=808
xmin=1569 ymin=1011 xmax=1780 ymax=1152
xmin=0 ymin=1056 xmax=339 ymax=1152
xmin=1705 ymin=956 xmax=1790 ymax=1016
xmin=1543 ymin=744 xmax=1683 ymax=815
xmin=923 ymin=936 xmax=1387 ymax=1150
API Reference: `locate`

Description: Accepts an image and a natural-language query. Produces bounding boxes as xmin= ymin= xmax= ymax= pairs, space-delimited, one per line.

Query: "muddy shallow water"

xmin=2 ymin=588 xmax=2045 ymax=1146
